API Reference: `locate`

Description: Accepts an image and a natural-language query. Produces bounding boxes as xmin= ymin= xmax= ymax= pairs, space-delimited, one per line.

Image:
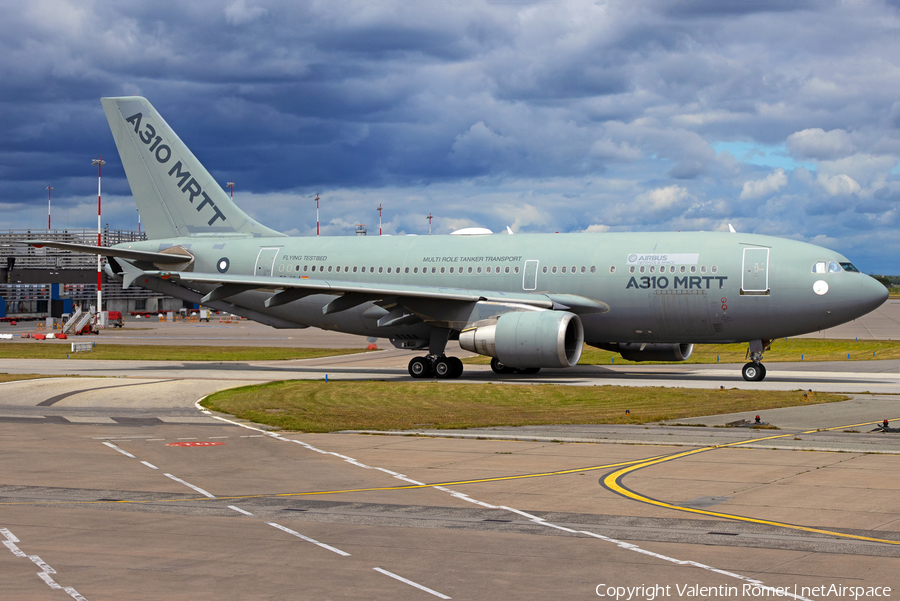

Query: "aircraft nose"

xmin=860 ymin=275 xmax=889 ymax=313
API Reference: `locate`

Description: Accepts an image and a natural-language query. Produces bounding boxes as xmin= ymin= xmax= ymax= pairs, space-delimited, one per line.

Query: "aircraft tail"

xmin=101 ymin=96 xmax=285 ymax=240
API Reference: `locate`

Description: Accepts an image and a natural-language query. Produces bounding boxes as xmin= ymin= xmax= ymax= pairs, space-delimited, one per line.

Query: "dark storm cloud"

xmin=3 ymin=0 xmax=900 ymax=270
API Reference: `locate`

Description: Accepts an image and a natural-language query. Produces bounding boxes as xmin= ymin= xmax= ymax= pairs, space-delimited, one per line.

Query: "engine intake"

xmin=459 ymin=311 xmax=584 ymax=368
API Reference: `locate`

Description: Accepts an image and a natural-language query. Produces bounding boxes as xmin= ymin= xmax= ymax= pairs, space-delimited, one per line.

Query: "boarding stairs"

xmin=61 ymin=308 xmax=82 ymax=334
xmin=72 ymin=310 xmax=94 ymax=335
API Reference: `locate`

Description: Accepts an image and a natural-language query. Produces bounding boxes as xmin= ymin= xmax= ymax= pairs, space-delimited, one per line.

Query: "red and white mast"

xmin=91 ymin=156 xmax=106 ymax=313
xmin=46 ymin=184 xmax=54 ymax=229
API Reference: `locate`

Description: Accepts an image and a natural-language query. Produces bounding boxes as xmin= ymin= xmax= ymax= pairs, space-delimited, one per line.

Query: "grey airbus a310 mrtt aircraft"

xmin=29 ymin=97 xmax=888 ymax=381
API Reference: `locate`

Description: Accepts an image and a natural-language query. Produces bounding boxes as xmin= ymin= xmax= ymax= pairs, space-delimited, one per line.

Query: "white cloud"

xmin=638 ymin=185 xmax=690 ymax=210
xmin=225 ymin=0 xmax=267 ymax=25
xmin=787 ymin=128 xmax=855 ymax=161
xmin=740 ymin=168 xmax=788 ymax=200
xmin=817 ymin=173 xmax=861 ymax=196
xmin=582 ymin=224 xmax=610 ymax=233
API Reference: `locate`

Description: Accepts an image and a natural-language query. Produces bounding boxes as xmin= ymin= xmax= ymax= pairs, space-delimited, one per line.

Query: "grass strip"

xmin=461 ymin=338 xmax=900 ymax=366
xmin=0 ymin=343 xmax=370 ymax=362
xmin=0 ymin=373 xmax=60 ymax=383
xmin=201 ymin=381 xmax=844 ymax=432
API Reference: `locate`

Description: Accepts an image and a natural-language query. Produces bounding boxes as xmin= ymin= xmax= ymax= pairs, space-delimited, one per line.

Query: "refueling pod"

xmin=599 ymin=342 xmax=694 ymax=362
xmin=459 ymin=310 xmax=584 ymax=368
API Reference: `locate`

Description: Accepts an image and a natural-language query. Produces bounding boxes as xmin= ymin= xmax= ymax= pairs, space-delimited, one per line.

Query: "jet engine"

xmin=459 ymin=310 xmax=584 ymax=368
xmin=603 ymin=342 xmax=694 ymax=362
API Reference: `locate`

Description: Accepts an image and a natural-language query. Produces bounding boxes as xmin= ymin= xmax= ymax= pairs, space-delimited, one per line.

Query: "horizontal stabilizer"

xmin=25 ymin=240 xmax=192 ymax=264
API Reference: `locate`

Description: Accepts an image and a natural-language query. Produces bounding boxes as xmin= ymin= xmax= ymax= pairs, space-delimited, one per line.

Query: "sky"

xmin=4 ymin=0 xmax=900 ymax=273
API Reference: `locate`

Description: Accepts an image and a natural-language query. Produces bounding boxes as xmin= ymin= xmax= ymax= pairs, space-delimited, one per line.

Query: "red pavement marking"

xmin=166 ymin=442 xmax=225 ymax=447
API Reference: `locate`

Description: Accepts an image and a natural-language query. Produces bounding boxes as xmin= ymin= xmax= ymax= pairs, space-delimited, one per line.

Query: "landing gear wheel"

xmin=490 ymin=358 xmax=514 ymax=375
xmin=433 ymin=357 xmax=454 ymax=379
xmin=409 ymin=356 xmax=432 ymax=378
xmin=449 ymin=357 xmax=464 ymax=378
xmin=520 ymin=367 xmax=541 ymax=375
xmin=742 ymin=362 xmax=765 ymax=382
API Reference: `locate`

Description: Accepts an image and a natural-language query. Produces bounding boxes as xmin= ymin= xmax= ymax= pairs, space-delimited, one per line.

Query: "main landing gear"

xmin=408 ymin=355 xmax=464 ymax=379
xmin=741 ymin=339 xmax=770 ymax=382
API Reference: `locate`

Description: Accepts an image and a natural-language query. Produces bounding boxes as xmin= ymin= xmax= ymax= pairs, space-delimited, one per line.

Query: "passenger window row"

xmin=279 ymin=264 xmax=527 ymax=275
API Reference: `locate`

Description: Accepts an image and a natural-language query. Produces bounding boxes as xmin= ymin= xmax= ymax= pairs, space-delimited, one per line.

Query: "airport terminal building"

xmin=0 ymin=228 xmax=184 ymax=317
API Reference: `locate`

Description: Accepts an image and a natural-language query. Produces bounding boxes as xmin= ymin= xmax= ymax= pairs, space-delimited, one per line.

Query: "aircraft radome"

xmin=29 ymin=97 xmax=888 ymax=382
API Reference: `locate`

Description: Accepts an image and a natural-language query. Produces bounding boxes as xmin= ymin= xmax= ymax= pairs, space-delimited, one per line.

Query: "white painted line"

xmin=208 ymin=436 xmax=229 ymax=439
xmin=38 ymin=570 xmax=62 ymax=589
xmin=3 ymin=539 xmax=26 ymax=557
xmin=64 ymin=587 xmax=89 ymax=601
xmin=200 ymin=408 xmax=817 ymax=600
xmin=140 ymin=461 xmax=158 ymax=470
xmin=266 ymin=522 xmax=350 ymax=556
xmin=163 ymin=473 xmax=216 ymax=498
xmin=29 ymin=555 xmax=55 ymax=573
xmin=0 ymin=527 xmax=19 ymax=542
xmin=228 ymin=505 xmax=254 ymax=516
xmin=102 ymin=441 xmax=135 ymax=459
xmin=159 ymin=417 xmax=217 ymax=423
xmin=374 ymin=568 xmax=451 ymax=599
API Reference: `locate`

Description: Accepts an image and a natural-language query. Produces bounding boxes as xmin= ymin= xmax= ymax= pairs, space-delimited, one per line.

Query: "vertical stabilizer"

xmin=101 ymin=96 xmax=285 ymax=240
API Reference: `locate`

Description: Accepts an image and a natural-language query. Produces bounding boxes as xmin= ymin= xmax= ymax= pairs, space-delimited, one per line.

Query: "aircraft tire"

xmin=520 ymin=367 xmax=541 ymax=375
xmin=490 ymin=358 xmax=514 ymax=375
xmin=409 ymin=356 xmax=432 ymax=378
xmin=449 ymin=357 xmax=464 ymax=378
xmin=758 ymin=363 xmax=767 ymax=381
xmin=741 ymin=362 xmax=764 ymax=382
xmin=433 ymin=357 xmax=453 ymax=379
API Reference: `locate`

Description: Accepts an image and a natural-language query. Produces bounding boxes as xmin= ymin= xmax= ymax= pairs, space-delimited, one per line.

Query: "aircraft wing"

xmin=143 ymin=270 xmax=609 ymax=324
xmin=25 ymin=240 xmax=191 ymax=265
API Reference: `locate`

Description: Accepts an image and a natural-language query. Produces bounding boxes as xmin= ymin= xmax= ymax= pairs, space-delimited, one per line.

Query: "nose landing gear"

xmin=742 ymin=339 xmax=771 ymax=382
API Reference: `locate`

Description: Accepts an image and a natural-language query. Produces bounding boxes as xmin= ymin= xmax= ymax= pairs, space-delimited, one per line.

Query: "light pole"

xmin=46 ymin=185 xmax=54 ymax=230
xmin=91 ymin=157 xmax=106 ymax=314
xmin=226 ymin=179 xmax=235 ymax=198
xmin=315 ymin=193 xmax=320 ymax=236
xmin=377 ymin=204 xmax=382 ymax=236
xmin=137 ymin=208 xmax=141 ymax=236
xmin=427 ymin=213 xmax=433 ymax=235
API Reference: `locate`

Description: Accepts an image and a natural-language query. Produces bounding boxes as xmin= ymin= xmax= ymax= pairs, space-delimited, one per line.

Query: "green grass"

xmin=0 ymin=373 xmax=60 ymax=383
xmin=200 ymin=381 xmax=844 ymax=432
xmin=462 ymin=338 xmax=900 ymax=366
xmin=0 ymin=343 xmax=370 ymax=362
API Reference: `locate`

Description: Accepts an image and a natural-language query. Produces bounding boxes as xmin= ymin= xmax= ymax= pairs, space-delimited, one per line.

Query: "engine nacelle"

xmin=611 ymin=342 xmax=694 ymax=362
xmin=459 ymin=311 xmax=584 ymax=368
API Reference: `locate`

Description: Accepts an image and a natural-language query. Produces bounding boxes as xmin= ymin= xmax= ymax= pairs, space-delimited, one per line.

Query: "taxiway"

xmin=1 ymin=309 xmax=899 ymax=599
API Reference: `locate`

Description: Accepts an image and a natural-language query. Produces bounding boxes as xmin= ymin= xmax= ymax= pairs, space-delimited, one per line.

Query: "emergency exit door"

xmin=255 ymin=248 xmax=280 ymax=277
xmin=523 ymin=260 xmax=539 ymax=290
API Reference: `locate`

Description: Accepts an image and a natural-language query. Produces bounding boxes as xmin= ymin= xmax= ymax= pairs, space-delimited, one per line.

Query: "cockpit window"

xmin=813 ymin=261 xmax=826 ymax=273
xmin=828 ymin=261 xmax=841 ymax=273
xmin=839 ymin=262 xmax=860 ymax=273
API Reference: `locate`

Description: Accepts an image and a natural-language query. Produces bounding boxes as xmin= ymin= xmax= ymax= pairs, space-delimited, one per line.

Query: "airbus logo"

xmin=626 ymin=253 xmax=699 ymax=266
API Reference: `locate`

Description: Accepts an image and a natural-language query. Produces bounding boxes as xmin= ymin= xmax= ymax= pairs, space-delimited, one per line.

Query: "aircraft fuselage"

xmin=115 ymin=230 xmax=887 ymax=346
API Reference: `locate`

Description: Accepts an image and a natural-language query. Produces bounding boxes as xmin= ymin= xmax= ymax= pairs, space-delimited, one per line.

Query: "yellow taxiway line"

xmin=602 ymin=419 xmax=900 ymax=545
